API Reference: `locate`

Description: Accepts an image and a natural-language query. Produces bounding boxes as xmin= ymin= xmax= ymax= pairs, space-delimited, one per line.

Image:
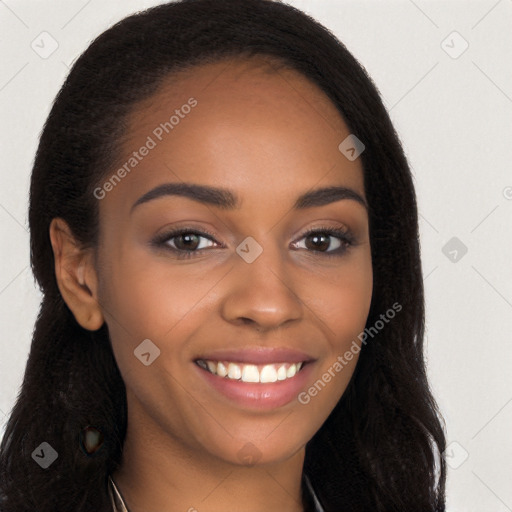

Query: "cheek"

xmin=333 ymin=267 xmax=373 ymax=344
xmin=308 ymin=250 xmax=373 ymax=346
xmin=99 ymin=246 xmax=214 ymax=337
xmin=296 ymin=263 xmax=372 ymax=425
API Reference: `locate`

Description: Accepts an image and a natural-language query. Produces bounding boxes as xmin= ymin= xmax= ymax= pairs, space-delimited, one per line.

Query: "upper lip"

xmin=195 ymin=346 xmax=316 ymax=365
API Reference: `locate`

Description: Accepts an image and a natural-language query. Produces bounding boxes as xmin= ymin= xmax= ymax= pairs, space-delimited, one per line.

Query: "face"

xmin=93 ymin=57 xmax=373 ymax=467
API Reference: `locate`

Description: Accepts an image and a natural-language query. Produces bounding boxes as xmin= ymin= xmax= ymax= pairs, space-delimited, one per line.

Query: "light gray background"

xmin=1 ymin=1 xmax=511 ymax=510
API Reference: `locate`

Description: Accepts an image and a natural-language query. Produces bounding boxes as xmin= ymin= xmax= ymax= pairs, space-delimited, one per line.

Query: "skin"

xmin=50 ymin=57 xmax=373 ymax=511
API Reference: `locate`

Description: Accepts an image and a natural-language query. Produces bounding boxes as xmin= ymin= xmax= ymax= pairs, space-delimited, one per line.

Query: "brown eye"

xmin=151 ymin=228 xmax=219 ymax=259
xmin=292 ymin=226 xmax=355 ymax=258
xmin=173 ymin=232 xmax=202 ymax=251
xmin=304 ymin=232 xmax=338 ymax=252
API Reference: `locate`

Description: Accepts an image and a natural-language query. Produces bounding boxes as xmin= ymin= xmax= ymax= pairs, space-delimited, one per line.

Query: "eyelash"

xmin=151 ymin=225 xmax=356 ymax=260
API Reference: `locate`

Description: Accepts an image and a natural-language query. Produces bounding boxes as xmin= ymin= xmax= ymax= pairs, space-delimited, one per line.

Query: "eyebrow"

xmin=130 ymin=182 xmax=368 ymax=214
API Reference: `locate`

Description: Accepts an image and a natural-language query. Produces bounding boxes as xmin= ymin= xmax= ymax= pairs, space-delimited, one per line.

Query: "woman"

xmin=0 ymin=0 xmax=446 ymax=510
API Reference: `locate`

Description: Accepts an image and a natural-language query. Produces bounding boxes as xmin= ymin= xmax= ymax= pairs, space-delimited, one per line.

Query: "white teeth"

xmin=286 ymin=364 xmax=297 ymax=378
xmin=260 ymin=365 xmax=278 ymax=383
xmin=276 ymin=365 xmax=287 ymax=381
xmin=241 ymin=364 xmax=260 ymax=382
xmin=217 ymin=361 xmax=228 ymax=377
xmin=198 ymin=360 xmax=304 ymax=383
xmin=227 ymin=362 xmax=242 ymax=380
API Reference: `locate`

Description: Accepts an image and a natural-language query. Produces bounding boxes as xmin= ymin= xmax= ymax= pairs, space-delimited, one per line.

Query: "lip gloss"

xmin=194 ymin=361 xmax=314 ymax=411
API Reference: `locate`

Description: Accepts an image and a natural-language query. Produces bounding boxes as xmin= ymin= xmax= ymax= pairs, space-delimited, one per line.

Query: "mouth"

xmin=195 ymin=359 xmax=309 ymax=383
xmin=192 ymin=347 xmax=316 ymax=410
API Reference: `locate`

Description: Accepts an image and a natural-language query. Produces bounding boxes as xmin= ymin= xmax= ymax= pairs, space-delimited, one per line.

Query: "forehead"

xmin=99 ymin=56 xmax=365 ymax=216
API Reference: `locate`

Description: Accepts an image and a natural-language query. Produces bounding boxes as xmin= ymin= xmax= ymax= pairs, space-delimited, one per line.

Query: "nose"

xmin=220 ymin=240 xmax=303 ymax=332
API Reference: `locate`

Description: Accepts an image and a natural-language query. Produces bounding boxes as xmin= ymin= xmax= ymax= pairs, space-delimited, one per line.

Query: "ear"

xmin=49 ymin=217 xmax=104 ymax=331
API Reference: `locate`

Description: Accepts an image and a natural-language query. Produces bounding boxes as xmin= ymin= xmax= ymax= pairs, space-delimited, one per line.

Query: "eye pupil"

xmin=176 ymin=233 xmax=199 ymax=250
xmin=306 ymin=233 xmax=330 ymax=251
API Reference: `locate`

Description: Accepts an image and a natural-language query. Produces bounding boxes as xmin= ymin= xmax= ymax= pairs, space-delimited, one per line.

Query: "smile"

xmin=195 ymin=359 xmax=305 ymax=383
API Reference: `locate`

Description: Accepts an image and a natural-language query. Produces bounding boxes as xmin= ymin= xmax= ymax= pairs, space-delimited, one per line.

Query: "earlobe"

xmin=49 ymin=218 xmax=105 ymax=331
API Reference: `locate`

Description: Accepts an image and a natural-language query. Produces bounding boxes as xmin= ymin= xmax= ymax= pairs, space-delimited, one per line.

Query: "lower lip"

xmin=194 ymin=362 xmax=315 ymax=410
